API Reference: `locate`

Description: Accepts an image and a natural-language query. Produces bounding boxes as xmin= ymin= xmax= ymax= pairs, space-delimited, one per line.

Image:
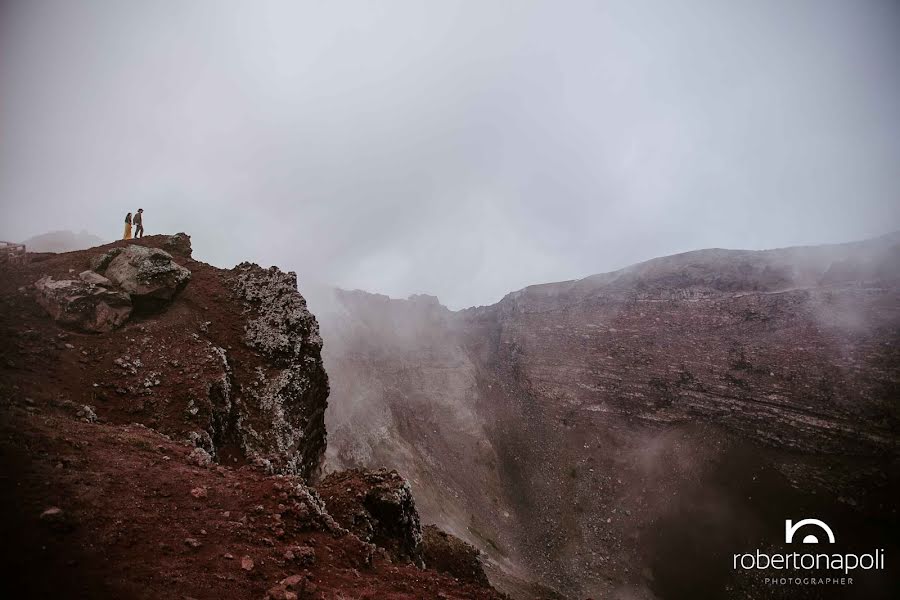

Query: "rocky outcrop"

xmin=160 ymin=232 xmax=192 ymax=258
xmin=19 ymin=236 xmax=328 ymax=484
xmin=34 ymin=276 xmax=132 ymax=332
xmin=422 ymin=525 xmax=490 ymax=587
xmin=316 ymin=468 xmax=424 ymax=567
xmin=229 ymin=263 xmax=329 ymax=479
xmin=1 ymin=233 xmax=512 ymax=599
xmin=99 ymin=245 xmax=191 ymax=311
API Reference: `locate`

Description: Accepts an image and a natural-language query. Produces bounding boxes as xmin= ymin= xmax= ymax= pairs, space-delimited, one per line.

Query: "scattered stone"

xmin=76 ymin=405 xmax=97 ymax=423
xmin=40 ymin=507 xmax=64 ymax=521
xmin=39 ymin=506 xmax=72 ymax=531
xmin=187 ymin=447 xmax=212 ymax=467
xmin=240 ymin=555 xmax=254 ymax=571
xmin=190 ymin=486 xmax=208 ymax=499
xmin=184 ymin=537 xmax=202 ymax=549
xmin=265 ymin=584 xmax=297 ymax=600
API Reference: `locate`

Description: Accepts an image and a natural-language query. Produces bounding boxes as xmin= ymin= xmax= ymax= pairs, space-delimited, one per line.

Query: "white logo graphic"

xmin=734 ymin=518 xmax=884 ymax=584
xmin=785 ymin=519 xmax=836 ymax=544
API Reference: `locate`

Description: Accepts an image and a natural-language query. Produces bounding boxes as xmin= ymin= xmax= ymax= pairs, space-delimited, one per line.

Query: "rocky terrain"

xmin=0 ymin=234 xmax=501 ymax=599
xmin=322 ymin=233 xmax=900 ymax=599
xmin=3 ymin=231 xmax=897 ymax=599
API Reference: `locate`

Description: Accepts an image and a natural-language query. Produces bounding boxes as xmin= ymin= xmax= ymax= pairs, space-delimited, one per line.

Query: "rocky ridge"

xmin=0 ymin=234 xmax=501 ymax=599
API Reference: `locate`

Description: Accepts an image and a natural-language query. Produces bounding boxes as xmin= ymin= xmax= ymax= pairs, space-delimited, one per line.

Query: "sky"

xmin=1 ymin=0 xmax=899 ymax=309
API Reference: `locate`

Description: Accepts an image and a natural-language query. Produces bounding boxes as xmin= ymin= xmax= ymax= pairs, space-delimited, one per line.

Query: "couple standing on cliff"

xmin=122 ymin=208 xmax=144 ymax=240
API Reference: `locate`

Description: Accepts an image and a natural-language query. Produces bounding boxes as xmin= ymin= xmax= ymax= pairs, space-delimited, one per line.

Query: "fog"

xmin=1 ymin=0 xmax=899 ymax=309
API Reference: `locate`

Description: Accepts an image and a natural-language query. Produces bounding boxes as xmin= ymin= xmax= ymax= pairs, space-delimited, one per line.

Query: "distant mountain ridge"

xmin=490 ymin=230 xmax=900 ymax=310
xmin=21 ymin=230 xmax=105 ymax=253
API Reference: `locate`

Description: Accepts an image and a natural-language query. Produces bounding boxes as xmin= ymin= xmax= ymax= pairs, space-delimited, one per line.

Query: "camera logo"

xmin=785 ymin=519 xmax=836 ymax=544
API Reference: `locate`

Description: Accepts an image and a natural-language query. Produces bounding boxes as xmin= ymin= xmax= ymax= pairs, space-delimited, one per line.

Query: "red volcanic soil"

xmin=0 ymin=410 xmax=503 ymax=599
xmin=0 ymin=236 xmax=506 ymax=600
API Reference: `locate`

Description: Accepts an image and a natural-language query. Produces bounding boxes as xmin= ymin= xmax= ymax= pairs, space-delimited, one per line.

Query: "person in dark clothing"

xmin=133 ymin=208 xmax=144 ymax=238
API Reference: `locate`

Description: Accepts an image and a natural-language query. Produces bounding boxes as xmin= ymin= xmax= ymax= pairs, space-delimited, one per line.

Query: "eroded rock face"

xmin=322 ymin=233 xmax=900 ymax=599
xmin=316 ymin=468 xmax=424 ymax=567
xmin=230 ymin=263 xmax=329 ymax=479
xmin=34 ymin=276 xmax=132 ymax=332
xmin=101 ymin=245 xmax=191 ymax=311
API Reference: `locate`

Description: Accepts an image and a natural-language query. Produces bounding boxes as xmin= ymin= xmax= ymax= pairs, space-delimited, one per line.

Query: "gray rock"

xmin=34 ymin=276 xmax=132 ymax=333
xmin=187 ymin=447 xmax=213 ymax=467
xmin=160 ymin=232 xmax=193 ymax=258
xmin=103 ymin=245 xmax=191 ymax=311
xmin=78 ymin=270 xmax=112 ymax=287
xmin=76 ymin=405 xmax=98 ymax=423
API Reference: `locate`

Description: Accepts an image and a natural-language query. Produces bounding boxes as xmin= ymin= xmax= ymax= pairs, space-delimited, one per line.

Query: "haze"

xmin=1 ymin=0 xmax=898 ymax=309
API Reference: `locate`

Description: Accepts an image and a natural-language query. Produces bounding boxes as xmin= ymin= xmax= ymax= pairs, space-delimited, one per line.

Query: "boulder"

xmin=422 ymin=524 xmax=490 ymax=587
xmin=102 ymin=245 xmax=191 ymax=311
xmin=34 ymin=276 xmax=132 ymax=333
xmin=316 ymin=468 xmax=424 ymax=567
xmin=160 ymin=232 xmax=193 ymax=258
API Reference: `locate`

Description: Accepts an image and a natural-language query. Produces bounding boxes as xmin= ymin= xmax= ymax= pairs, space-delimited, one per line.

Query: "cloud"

xmin=2 ymin=0 xmax=899 ymax=308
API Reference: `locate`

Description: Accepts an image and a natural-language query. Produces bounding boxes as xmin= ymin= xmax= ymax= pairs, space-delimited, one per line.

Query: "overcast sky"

xmin=1 ymin=0 xmax=898 ymax=309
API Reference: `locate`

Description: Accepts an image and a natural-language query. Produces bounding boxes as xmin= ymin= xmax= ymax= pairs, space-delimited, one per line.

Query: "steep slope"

xmin=0 ymin=235 xmax=506 ymax=599
xmin=322 ymin=233 xmax=900 ymax=599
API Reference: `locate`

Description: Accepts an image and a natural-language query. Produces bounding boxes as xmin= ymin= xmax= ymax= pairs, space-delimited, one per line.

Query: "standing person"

xmin=133 ymin=208 xmax=144 ymax=238
xmin=123 ymin=212 xmax=133 ymax=240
